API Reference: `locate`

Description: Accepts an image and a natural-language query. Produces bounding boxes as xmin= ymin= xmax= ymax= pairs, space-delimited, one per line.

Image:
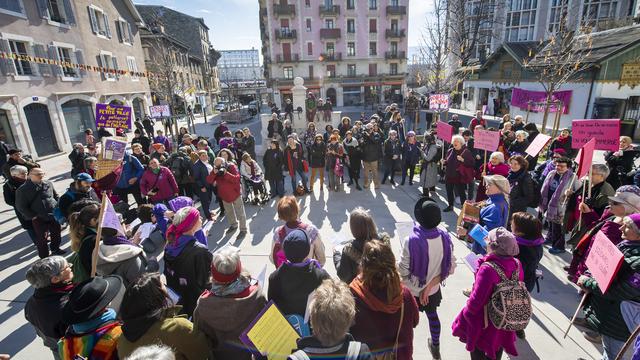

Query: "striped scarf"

xmin=58 ymin=321 xmax=121 ymax=360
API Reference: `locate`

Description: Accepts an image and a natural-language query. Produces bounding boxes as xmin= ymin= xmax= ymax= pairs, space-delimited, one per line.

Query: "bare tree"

xmin=447 ymin=0 xmax=501 ymax=68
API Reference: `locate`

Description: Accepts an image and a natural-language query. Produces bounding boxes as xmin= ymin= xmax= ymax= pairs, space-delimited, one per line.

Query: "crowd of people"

xmin=4 ymin=107 xmax=640 ymax=360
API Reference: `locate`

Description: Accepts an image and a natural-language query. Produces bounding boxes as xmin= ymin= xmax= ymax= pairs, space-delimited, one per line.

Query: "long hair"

xmin=349 ymin=207 xmax=378 ymax=242
xmin=68 ymin=203 xmax=100 ymax=252
xmin=361 ymin=240 xmax=402 ymax=303
xmin=119 ymin=273 xmax=170 ymax=322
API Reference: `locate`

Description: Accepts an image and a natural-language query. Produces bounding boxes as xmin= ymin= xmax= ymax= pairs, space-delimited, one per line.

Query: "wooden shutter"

xmin=36 ymin=0 xmax=49 ymax=19
xmin=112 ymin=57 xmax=119 ymax=79
xmin=369 ymin=63 xmax=376 ymax=76
xmin=369 ymin=19 xmax=376 ymax=33
xmin=48 ymin=45 xmax=62 ymax=76
xmin=0 ymin=40 xmax=16 ymax=76
xmin=75 ymin=49 xmax=86 ymax=77
xmin=127 ymin=22 xmax=133 ymax=44
xmin=116 ymin=21 xmax=123 ymax=42
xmin=88 ymin=7 xmax=98 ymax=33
xmin=62 ymin=0 xmax=75 ymax=25
xmin=97 ymin=55 xmax=105 ymax=80
xmin=33 ymin=44 xmax=51 ymax=76
xmin=307 ymin=42 xmax=312 ymax=56
xmin=103 ymin=13 xmax=112 ymax=38
xmin=308 ymin=65 xmax=313 ymax=79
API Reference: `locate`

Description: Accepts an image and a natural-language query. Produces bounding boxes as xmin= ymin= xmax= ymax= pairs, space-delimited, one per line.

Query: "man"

xmin=469 ymin=110 xmax=486 ymax=135
xmin=267 ymin=114 xmax=284 ymax=143
xmin=207 ymin=157 xmax=247 ymax=238
xmin=390 ymin=115 xmax=406 ymax=144
xmin=131 ymin=129 xmax=151 ymax=155
xmin=58 ymin=172 xmax=100 ymax=220
xmin=2 ymin=148 xmax=39 ymax=180
xmin=142 ymin=115 xmax=155 ymax=138
xmin=15 ymin=167 xmax=63 ymax=258
xmin=68 ymin=143 xmax=88 ymax=177
xmin=3 ymin=165 xmax=36 ymax=245
xmin=283 ymin=135 xmax=310 ymax=194
xmin=284 ymin=98 xmax=294 ymax=122
xmin=166 ymin=147 xmax=195 ymax=197
xmin=133 ymin=117 xmax=145 ymax=136
xmin=361 ymin=123 xmax=382 ymax=190
xmin=448 ymin=114 xmax=462 ymax=135
xmin=113 ymin=153 xmax=145 ymax=205
xmin=214 ymin=121 xmax=229 ymax=145
xmin=513 ymin=115 xmax=525 ymax=131
xmin=405 ymin=91 xmax=420 ymax=130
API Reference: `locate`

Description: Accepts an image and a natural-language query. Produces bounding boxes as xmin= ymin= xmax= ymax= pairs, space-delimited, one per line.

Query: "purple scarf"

xmin=408 ymin=224 xmax=453 ymax=287
xmin=515 ymin=236 xmax=545 ymax=247
xmin=540 ymin=170 xmax=573 ymax=222
xmin=103 ymin=235 xmax=136 ymax=247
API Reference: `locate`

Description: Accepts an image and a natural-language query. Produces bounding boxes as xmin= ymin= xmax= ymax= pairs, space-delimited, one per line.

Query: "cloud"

xmin=198 ymin=9 xmax=211 ymax=13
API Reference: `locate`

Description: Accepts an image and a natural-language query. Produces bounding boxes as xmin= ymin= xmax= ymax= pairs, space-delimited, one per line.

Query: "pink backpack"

xmin=273 ymin=222 xmax=309 ymax=267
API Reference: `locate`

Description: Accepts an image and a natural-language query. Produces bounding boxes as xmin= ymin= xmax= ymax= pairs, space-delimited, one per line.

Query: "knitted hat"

xmin=407 ymin=131 xmax=416 ymax=137
xmin=484 ymin=175 xmax=511 ymax=196
xmin=609 ymin=185 xmax=640 ymax=213
xmin=414 ymin=197 xmax=441 ymax=229
xmin=283 ymin=229 xmax=310 ymax=263
xmin=625 ymin=213 xmax=640 ymax=236
xmin=486 ymin=227 xmax=519 ymax=257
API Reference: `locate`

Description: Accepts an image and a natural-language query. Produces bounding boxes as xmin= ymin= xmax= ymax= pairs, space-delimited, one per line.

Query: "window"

xmin=504 ymin=0 xmax=537 ymax=41
xmin=390 ymin=63 xmax=398 ymax=75
xmin=548 ymin=0 xmax=567 ymax=33
xmin=347 ymin=0 xmax=355 ymax=9
xmin=347 ymin=19 xmax=355 ymax=33
xmin=582 ymin=0 xmax=618 ymax=25
xmin=126 ymin=56 xmax=139 ymax=81
xmin=283 ymin=66 xmax=293 ymax=79
xmin=325 ymin=19 xmax=334 ymax=29
xmin=308 ymin=65 xmax=314 ymax=79
xmin=116 ymin=19 xmax=133 ymax=44
xmin=369 ymin=42 xmax=377 ymax=56
xmin=391 ymin=19 xmax=398 ymax=31
xmin=465 ymin=87 xmax=475 ymax=101
xmin=8 ymin=40 xmax=33 ymax=75
xmin=88 ymin=5 xmax=112 ymax=38
xmin=368 ymin=63 xmax=377 ymax=76
xmin=368 ymin=0 xmax=377 ymax=10
xmin=501 ymin=60 xmax=514 ymax=78
xmin=37 ymin=0 xmax=75 ymax=26
xmin=307 ymin=42 xmax=313 ymax=56
xmin=99 ymin=51 xmax=118 ymax=81
xmin=326 ymin=65 xmax=336 ymax=78
xmin=369 ymin=19 xmax=376 ymax=33
xmin=306 ymin=18 xmax=312 ymax=32
xmin=326 ymin=43 xmax=335 ymax=55
xmin=0 ymin=0 xmax=25 ymax=17
xmin=347 ymin=42 xmax=355 ymax=56
xmin=390 ymin=42 xmax=398 ymax=54
xmin=56 ymin=46 xmax=77 ymax=77
xmin=347 ymin=64 xmax=356 ymax=76
xmin=305 ymin=0 xmax=310 ymax=7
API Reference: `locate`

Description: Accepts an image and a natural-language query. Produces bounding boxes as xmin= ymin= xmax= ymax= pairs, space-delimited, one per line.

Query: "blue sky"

xmin=134 ymin=0 xmax=430 ymax=60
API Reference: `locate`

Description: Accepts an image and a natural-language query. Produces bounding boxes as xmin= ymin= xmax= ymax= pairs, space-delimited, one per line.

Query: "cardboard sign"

xmin=525 ymin=134 xmax=552 ymax=157
xmin=103 ymin=138 xmax=127 ymax=161
xmin=575 ymin=138 xmax=596 ymax=179
xmin=585 ymin=231 xmax=624 ymax=293
xmin=457 ymin=201 xmax=481 ymax=227
xmin=430 ymin=93 xmax=450 ymax=111
xmin=240 ymin=301 xmax=300 ymax=358
xmin=572 ymin=119 xmax=620 ymax=151
xmin=95 ymin=103 xmax=132 ymax=129
xmin=150 ymin=104 xmax=171 ymax=118
xmin=436 ymin=121 xmax=454 ymax=143
xmin=474 ymin=129 xmax=501 ymax=151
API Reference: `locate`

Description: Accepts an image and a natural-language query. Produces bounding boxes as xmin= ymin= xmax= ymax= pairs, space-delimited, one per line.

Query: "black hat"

xmin=414 ymin=197 xmax=441 ymax=229
xmin=63 ymin=275 xmax=123 ymax=324
xmin=7 ymin=149 xmax=21 ymax=155
xmin=283 ymin=229 xmax=310 ymax=263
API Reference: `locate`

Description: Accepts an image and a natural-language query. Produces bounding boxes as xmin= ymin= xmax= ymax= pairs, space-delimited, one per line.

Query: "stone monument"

xmin=291 ymin=76 xmax=307 ymax=132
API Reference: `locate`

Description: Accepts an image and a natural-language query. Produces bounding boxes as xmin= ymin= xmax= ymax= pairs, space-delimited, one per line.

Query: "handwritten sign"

xmin=103 ymin=138 xmax=127 ymax=161
xmin=240 ymin=301 xmax=300 ymax=358
xmin=572 ymin=119 xmax=620 ymax=151
xmin=429 ymin=93 xmax=449 ymax=111
xmin=96 ymin=103 xmax=132 ymax=129
xmin=585 ymin=231 xmax=624 ymax=293
xmin=149 ymin=104 xmax=171 ymax=118
xmin=575 ymin=138 xmax=596 ymax=179
xmin=474 ymin=129 xmax=500 ymax=151
xmin=525 ymin=134 xmax=552 ymax=157
xmin=436 ymin=121 xmax=454 ymax=143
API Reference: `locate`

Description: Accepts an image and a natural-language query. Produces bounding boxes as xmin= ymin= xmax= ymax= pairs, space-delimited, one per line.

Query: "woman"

xmin=309 ymin=134 xmax=327 ymax=190
xmin=233 ymin=130 xmax=245 ymax=160
xmin=508 ymin=130 xmax=529 ymax=156
xmin=240 ymin=152 xmax=268 ymax=202
xmin=68 ymin=202 xmax=100 ymax=283
xmin=452 ymin=227 xmax=523 ymax=360
xmin=132 ymin=143 xmax=150 ymax=167
xmin=498 ymin=114 xmax=511 ymax=130
xmin=193 ymin=150 xmax=214 ymax=220
xmin=303 ymin=122 xmax=318 ymax=150
xmin=335 ymin=207 xmax=390 ymax=284
xmin=326 ymin=134 xmax=345 ymax=192
xmin=96 ymin=227 xmax=149 ymax=288
xmin=507 ymin=155 xmax=534 ymax=218
xmin=323 ymin=98 xmax=333 ymax=122
xmin=117 ymin=273 xmax=209 ymax=360
xmin=399 ymin=197 xmax=455 ymax=360
xmin=401 ymin=131 xmax=421 ymax=186
xmin=565 ymin=164 xmax=615 ymax=234
xmin=163 ymin=206 xmax=213 ymax=317
xmin=350 ymin=240 xmax=420 ymax=359
xmin=382 ymin=130 xmax=402 ymax=186
xmin=578 ymin=213 xmax=640 ymax=360
xmin=511 ymin=212 xmax=544 ymax=294
xmin=343 ymin=131 xmax=362 ymax=190
xmin=241 ymin=127 xmax=256 ymax=160
xmin=549 ymin=128 xmax=575 ymax=159
xmin=267 ymin=113 xmax=284 ymax=143
xmin=263 ymin=140 xmax=285 ymax=198
xmin=140 ymin=158 xmax=179 ymax=204
xmin=443 ymin=135 xmax=475 ymax=212
xmin=419 ymin=133 xmax=440 ymax=197
xmin=338 ymin=117 xmax=352 ymax=139
xmin=475 ymin=152 xmax=510 ymax=202
xmin=218 ymin=130 xmax=236 ymax=153
xmin=194 ymin=247 xmax=267 ymax=360
xmin=218 ymin=148 xmax=236 ymax=165
xmin=283 ymin=119 xmax=293 ymax=139
xmin=323 ymin=124 xmax=334 ymax=143
xmin=605 ymin=136 xmax=637 ymax=189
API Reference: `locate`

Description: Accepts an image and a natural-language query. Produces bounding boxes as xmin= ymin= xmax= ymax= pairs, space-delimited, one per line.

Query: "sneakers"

xmin=390 ymin=180 xmax=397 ymax=186
xmin=549 ymin=248 xmax=566 ymax=254
xmin=462 ymin=288 xmax=471 ymax=297
xmin=428 ymin=338 xmax=441 ymax=360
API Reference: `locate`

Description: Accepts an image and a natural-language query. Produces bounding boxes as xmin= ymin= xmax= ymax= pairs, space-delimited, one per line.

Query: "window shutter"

xmin=103 ymin=13 xmax=112 ymax=38
xmin=62 ymin=0 xmax=76 ymax=25
xmin=116 ymin=21 xmax=123 ymax=42
xmin=48 ymin=45 xmax=62 ymax=76
xmin=88 ymin=7 xmax=98 ymax=33
xmin=127 ymin=22 xmax=133 ymax=44
xmin=36 ymin=0 xmax=49 ymax=19
xmin=112 ymin=57 xmax=119 ymax=79
xmin=33 ymin=44 xmax=51 ymax=77
xmin=97 ymin=55 xmax=106 ymax=80
xmin=0 ymin=40 xmax=16 ymax=76
xmin=75 ymin=49 xmax=86 ymax=77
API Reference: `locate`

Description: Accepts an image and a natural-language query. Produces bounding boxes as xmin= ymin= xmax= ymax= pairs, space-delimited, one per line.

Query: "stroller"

xmin=242 ymin=176 xmax=269 ymax=205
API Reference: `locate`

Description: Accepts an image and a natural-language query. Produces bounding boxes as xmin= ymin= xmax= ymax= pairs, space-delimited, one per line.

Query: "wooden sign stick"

xmin=90 ymin=195 xmax=108 ymax=277
xmin=615 ymin=324 xmax=640 ymax=360
xmin=482 ymin=150 xmax=488 ymax=176
xmin=563 ymin=293 xmax=589 ymax=339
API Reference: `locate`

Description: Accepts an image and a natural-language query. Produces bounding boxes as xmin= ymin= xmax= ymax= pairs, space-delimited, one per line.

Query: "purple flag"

xmin=101 ymin=196 xmax=126 ymax=236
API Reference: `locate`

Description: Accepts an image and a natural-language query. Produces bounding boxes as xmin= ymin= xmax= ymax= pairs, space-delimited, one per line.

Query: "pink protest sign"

xmin=436 ymin=121 xmax=454 ymax=143
xmin=474 ymin=129 xmax=500 ymax=151
xmin=572 ymin=119 xmax=620 ymax=151
xmin=525 ymin=134 xmax=552 ymax=157
xmin=575 ymin=138 xmax=596 ymax=179
xmin=585 ymin=231 xmax=624 ymax=293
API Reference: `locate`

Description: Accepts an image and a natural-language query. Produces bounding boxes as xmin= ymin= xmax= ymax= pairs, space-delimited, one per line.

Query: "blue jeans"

xmin=602 ymin=334 xmax=627 ymax=360
xmin=269 ymin=179 xmax=285 ymax=197
xmin=290 ymin=169 xmax=308 ymax=192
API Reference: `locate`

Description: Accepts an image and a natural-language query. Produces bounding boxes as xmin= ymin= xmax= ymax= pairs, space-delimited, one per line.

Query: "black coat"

xmin=267 ymin=120 xmax=284 ymax=139
xmin=508 ymin=170 xmax=534 ymax=214
xmin=68 ymin=150 xmax=88 ymax=177
xmin=268 ymin=262 xmax=330 ymax=316
xmin=242 ymin=135 xmax=257 ymax=159
xmin=309 ymin=142 xmax=327 ymax=168
xmin=263 ymin=148 xmax=285 ymax=181
xmin=58 ymin=183 xmax=100 ymax=219
xmin=131 ymin=135 xmax=152 ymax=155
xmin=361 ymin=131 xmax=382 ymax=162
xmin=3 ymin=177 xmax=32 ymax=229
xmin=15 ymin=179 xmax=58 ymax=220
xmin=25 ymin=283 xmax=73 ymax=350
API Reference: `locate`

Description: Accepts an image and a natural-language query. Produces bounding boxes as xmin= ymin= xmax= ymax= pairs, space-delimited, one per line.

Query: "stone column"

xmin=291 ymin=76 xmax=307 ymax=132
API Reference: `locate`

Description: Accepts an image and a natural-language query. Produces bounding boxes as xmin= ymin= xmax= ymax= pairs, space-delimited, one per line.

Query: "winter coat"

xmin=270 ymin=222 xmax=326 ymax=266
xmin=475 ymin=162 xmax=510 ymax=202
xmin=96 ymin=243 xmax=148 ymax=288
xmin=383 ymin=138 xmax=402 ymax=163
xmin=24 ymin=283 xmax=73 ymax=351
xmin=153 ymin=135 xmax=172 ymax=153
xmin=361 ymin=131 xmax=383 ymax=162
xmin=508 ymin=139 xmax=529 ymax=156
xmin=192 ymin=160 xmax=212 ymax=189
xmin=448 ymin=120 xmax=462 ymax=134
xmin=390 ymin=122 xmax=406 ymax=144
xmin=508 ymin=170 xmax=534 ymax=214
xmin=150 ymin=151 xmax=169 ymax=165
xmin=283 ymin=143 xmax=305 ymax=176
xmin=540 ymin=170 xmax=581 ymax=225
xmin=267 ymin=119 xmax=284 ymax=139
xmin=549 ymin=136 xmax=575 ymax=158
xmin=3 ymin=177 xmax=33 ymax=229
xmin=15 ymin=179 xmax=58 ymax=221
xmin=263 ymin=149 xmax=285 ymax=181
xmin=166 ymin=152 xmax=194 ymax=185
xmin=58 ymin=183 xmax=100 ymax=219
xmin=268 ymin=262 xmax=330 ymax=316
xmin=289 ymin=334 xmax=372 ymax=360
xmin=309 ymin=142 xmax=327 ymax=168
xmin=480 ymin=194 xmax=509 ymax=231
xmin=444 ymin=147 xmax=474 ymax=184
xmin=206 ymin=163 xmax=241 ymax=203
xmin=118 ymin=306 xmax=210 ymax=360
xmin=469 ymin=117 xmax=486 ymax=133
xmin=116 ymin=155 xmax=144 ymax=189
xmin=131 ymin=135 xmax=151 ymax=155
xmin=2 ymin=156 xmax=39 ymax=180
xmin=240 ymin=159 xmax=264 ymax=180
xmin=338 ymin=123 xmax=352 ymax=139
xmin=242 ymin=135 xmax=256 ymax=159
xmin=420 ymin=143 xmax=439 ymax=189
xmin=140 ymin=167 xmax=179 ymax=203
xmin=326 ymin=142 xmax=345 ymax=172
xmin=452 ymin=254 xmax=523 ymax=358
xmin=402 ymin=141 xmax=421 ymax=166
xmin=335 ymin=234 xmax=390 ymax=284
xmin=132 ymin=152 xmax=150 ymax=167
xmin=68 ymin=149 xmax=88 ymax=177
xmin=194 ymin=284 xmax=267 ymax=360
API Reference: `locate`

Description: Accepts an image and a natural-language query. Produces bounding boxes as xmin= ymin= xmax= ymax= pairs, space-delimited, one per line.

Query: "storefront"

xmin=343 ymin=86 xmax=362 ymax=106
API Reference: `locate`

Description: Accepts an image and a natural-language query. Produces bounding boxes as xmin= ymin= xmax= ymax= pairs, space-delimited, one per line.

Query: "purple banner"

xmin=511 ymin=88 xmax=572 ymax=114
xmin=95 ymin=103 xmax=132 ymax=129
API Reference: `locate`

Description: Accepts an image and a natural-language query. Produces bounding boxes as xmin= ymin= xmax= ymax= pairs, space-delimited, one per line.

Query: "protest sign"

xmin=525 ymin=134 xmax=552 ymax=157
xmin=469 ymin=224 xmax=488 ymax=248
xmin=474 ymin=129 xmax=500 ymax=151
xmin=572 ymin=119 xmax=620 ymax=151
xmin=91 ymin=196 xmax=128 ymax=277
xmin=103 ymin=138 xmax=127 ymax=161
xmin=585 ymin=230 xmax=624 ymax=293
xmin=430 ymin=93 xmax=450 ymax=111
xmin=575 ymin=138 xmax=596 ymax=179
xmin=463 ymin=253 xmax=482 ymax=273
xmin=241 ymin=301 xmax=300 ymax=359
xmin=436 ymin=121 xmax=454 ymax=143
xmin=95 ymin=103 xmax=132 ymax=130
xmin=149 ymin=104 xmax=171 ymax=118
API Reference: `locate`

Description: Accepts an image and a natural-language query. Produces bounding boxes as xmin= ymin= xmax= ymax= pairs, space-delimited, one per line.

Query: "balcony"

xmin=320 ymin=28 xmax=341 ymax=39
xmin=319 ymin=5 xmax=340 ymax=16
xmin=386 ymin=5 xmax=407 ymax=16
xmin=275 ymin=54 xmax=300 ymax=63
xmin=385 ymin=51 xmax=406 ymax=60
xmin=273 ymin=4 xmax=295 ymax=17
xmin=385 ymin=29 xmax=406 ymax=39
xmin=321 ymin=52 xmax=342 ymax=61
xmin=275 ymin=29 xmax=297 ymax=41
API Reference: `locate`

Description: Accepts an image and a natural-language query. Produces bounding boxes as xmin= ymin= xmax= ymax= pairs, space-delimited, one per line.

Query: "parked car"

xmin=215 ymin=101 xmax=228 ymax=112
xmin=248 ymin=100 xmax=259 ymax=116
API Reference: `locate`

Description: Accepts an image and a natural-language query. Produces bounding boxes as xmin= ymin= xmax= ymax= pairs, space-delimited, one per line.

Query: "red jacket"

xmin=206 ymin=163 xmax=241 ymax=203
xmin=139 ymin=166 xmax=178 ymax=203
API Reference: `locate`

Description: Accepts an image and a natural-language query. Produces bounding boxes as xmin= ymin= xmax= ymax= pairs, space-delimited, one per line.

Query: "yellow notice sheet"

xmin=240 ymin=301 xmax=301 ymax=359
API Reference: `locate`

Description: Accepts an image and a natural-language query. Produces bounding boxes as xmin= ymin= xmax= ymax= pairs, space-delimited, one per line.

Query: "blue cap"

xmin=75 ymin=173 xmax=95 ymax=183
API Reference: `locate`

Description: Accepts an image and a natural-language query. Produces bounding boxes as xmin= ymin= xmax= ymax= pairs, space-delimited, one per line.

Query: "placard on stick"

xmin=525 ymin=134 xmax=552 ymax=157
xmin=95 ymin=103 xmax=132 ymax=130
xmin=474 ymin=129 xmax=501 ymax=151
xmin=575 ymin=138 xmax=596 ymax=179
xmin=585 ymin=230 xmax=624 ymax=293
xmin=240 ymin=301 xmax=300 ymax=359
xmin=436 ymin=121 xmax=454 ymax=143
xmin=572 ymin=119 xmax=620 ymax=151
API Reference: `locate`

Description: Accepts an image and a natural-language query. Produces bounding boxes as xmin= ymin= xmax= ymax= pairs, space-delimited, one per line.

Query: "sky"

xmin=133 ymin=0 xmax=431 ymax=62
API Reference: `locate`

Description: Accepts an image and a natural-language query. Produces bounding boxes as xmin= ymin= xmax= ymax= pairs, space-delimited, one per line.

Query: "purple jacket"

xmin=153 ymin=135 xmax=172 ymax=153
xmin=452 ymin=254 xmax=523 ymax=359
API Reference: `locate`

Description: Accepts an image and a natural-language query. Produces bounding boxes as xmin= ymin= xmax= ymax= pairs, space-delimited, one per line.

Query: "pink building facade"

xmin=259 ymin=0 xmax=408 ymax=108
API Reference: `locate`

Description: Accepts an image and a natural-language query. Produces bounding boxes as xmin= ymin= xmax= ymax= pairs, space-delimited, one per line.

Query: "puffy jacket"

xmin=15 ymin=179 xmax=58 ymax=220
xmin=309 ymin=142 xmax=327 ymax=168
xmin=116 ymin=155 xmax=144 ymax=189
xmin=480 ymin=194 xmax=509 ymax=230
xmin=96 ymin=242 xmax=148 ymax=288
xmin=361 ymin=131 xmax=382 ymax=162
xmin=206 ymin=163 xmax=241 ymax=203
xmin=140 ymin=167 xmax=179 ymax=203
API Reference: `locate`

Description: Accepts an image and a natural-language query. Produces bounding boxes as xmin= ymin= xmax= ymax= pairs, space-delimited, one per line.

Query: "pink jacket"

xmin=139 ymin=166 xmax=178 ymax=203
xmin=452 ymin=254 xmax=523 ymax=359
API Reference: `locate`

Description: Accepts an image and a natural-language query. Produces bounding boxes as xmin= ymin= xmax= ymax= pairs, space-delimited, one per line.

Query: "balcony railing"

xmin=384 ymin=51 xmax=406 ymax=60
xmin=321 ymin=52 xmax=342 ymax=61
xmin=273 ymin=4 xmax=295 ymax=17
xmin=386 ymin=5 xmax=407 ymax=16
xmin=320 ymin=28 xmax=341 ymax=39
xmin=319 ymin=5 xmax=340 ymax=16
xmin=385 ymin=29 xmax=406 ymax=38
xmin=275 ymin=29 xmax=297 ymax=41
xmin=276 ymin=54 xmax=300 ymax=63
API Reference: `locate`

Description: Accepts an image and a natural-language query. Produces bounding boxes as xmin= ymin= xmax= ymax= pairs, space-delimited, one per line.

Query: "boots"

xmin=428 ymin=338 xmax=441 ymax=360
xmin=355 ymin=179 xmax=362 ymax=191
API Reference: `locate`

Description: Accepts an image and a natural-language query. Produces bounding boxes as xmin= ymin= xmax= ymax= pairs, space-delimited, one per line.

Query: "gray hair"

xmin=25 ymin=256 xmax=67 ymax=289
xmin=515 ymin=130 xmax=528 ymax=139
xmin=309 ymin=279 xmax=356 ymax=346
xmin=125 ymin=344 xmax=175 ymax=360
xmin=514 ymin=115 xmax=524 ymax=121
xmin=592 ymin=163 xmax=610 ymax=178
xmin=490 ymin=151 xmax=505 ymax=163
xmin=9 ymin=165 xmax=28 ymax=177
xmin=212 ymin=246 xmax=242 ymax=276
xmin=451 ymin=135 xmax=465 ymax=146
xmin=388 ymin=130 xmax=397 ymax=137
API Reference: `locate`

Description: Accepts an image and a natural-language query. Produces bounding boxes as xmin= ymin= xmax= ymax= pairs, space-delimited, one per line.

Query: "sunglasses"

xmin=609 ymin=199 xmax=624 ymax=206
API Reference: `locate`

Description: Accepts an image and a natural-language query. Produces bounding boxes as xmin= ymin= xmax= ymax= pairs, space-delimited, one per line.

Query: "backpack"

xmin=289 ymin=341 xmax=362 ymax=360
xmin=53 ymin=191 xmax=75 ymax=225
xmin=58 ymin=321 xmax=121 ymax=360
xmin=273 ymin=223 xmax=310 ymax=267
xmin=482 ymin=260 xmax=532 ymax=331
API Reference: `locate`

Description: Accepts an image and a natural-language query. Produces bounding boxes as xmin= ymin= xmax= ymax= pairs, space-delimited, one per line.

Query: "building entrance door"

xmin=24 ymin=103 xmax=59 ymax=156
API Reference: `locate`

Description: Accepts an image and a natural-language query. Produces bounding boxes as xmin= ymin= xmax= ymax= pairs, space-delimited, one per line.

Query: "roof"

xmin=123 ymin=0 xmax=144 ymax=26
xmin=140 ymin=31 xmax=190 ymax=51
xmin=135 ymin=5 xmax=209 ymax=30
xmin=481 ymin=41 xmax=540 ymax=70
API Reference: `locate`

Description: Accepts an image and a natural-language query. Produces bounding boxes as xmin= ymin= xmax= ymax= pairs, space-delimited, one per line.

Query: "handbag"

xmin=334 ymin=158 xmax=344 ymax=177
xmin=302 ymin=159 xmax=309 ymax=173
xmin=373 ymin=301 xmax=404 ymax=360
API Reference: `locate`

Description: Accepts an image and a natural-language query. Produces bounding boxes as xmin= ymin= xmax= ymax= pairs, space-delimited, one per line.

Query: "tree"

xmin=417 ymin=0 xmax=455 ymax=93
